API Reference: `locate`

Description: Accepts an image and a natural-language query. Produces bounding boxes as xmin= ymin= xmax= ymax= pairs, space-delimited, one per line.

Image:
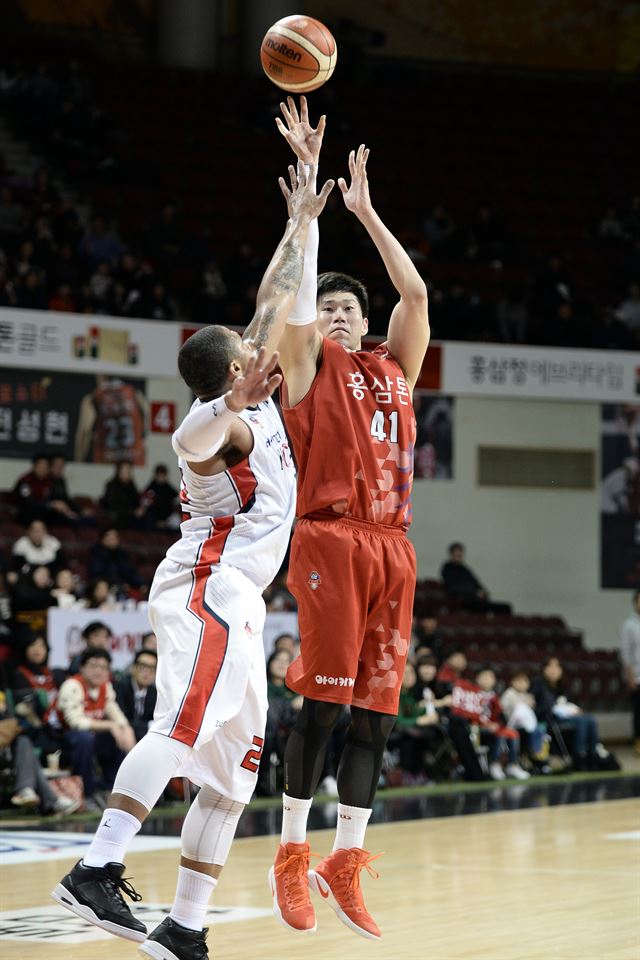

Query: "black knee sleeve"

xmin=284 ymin=698 xmax=344 ymax=799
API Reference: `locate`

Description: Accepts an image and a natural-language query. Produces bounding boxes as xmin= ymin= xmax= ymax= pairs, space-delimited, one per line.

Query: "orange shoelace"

xmin=336 ymin=852 xmax=383 ymax=901
xmin=274 ymin=850 xmax=320 ymax=910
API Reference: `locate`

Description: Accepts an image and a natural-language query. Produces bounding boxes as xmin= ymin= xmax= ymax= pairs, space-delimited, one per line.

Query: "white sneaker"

xmin=52 ymin=795 xmax=82 ymax=815
xmin=505 ymin=764 xmax=530 ymax=780
xmin=319 ymin=775 xmax=339 ymax=797
xmin=11 ymin=787 xmax=39 ymax=807
xmin=489 ymin=762 xmax=506 ymax=781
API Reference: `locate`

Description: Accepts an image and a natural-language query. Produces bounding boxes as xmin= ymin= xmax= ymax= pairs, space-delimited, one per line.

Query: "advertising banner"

xmin=601 ymin=404 xmax=640 ymax=589
xmin=443 ymin=343 xmax=639 ymax=403
xmin=0 ymin=309 xmax=180 ymax=377
xmin=0 ymin=368 xmax=147 ymax=464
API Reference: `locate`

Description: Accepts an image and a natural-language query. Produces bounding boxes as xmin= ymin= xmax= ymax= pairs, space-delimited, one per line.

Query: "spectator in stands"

xmin=591 ymin=306 xmax=634 ymax=351
xmin=258 ymin=649 xmax=302 ymax=795
xmin=88 ymin=527 xmax=145 ymax=593
xmin=422 ymin=202 xmax=456 ymax=255
xmin=57 ymin=648 xmax=135 ymax=809
xmin=466 ymin=204 xmax=507 ymax=264
xmin=500 ymin=669 xmax=548 ymax=762
xmin=412 ymin=654 xmax=450 ymax=706
xmin=619 ymin=590 xmax=640 ymax=755
xmin=84 ymin=578 xmax=119 ymax=610
xmin=437 ymin=646 xmax=468 ymax=693
xmin=496 ymin=284 xmax=529 ymax=344
xmin=137 ymin=281 xmax=175 ymax=321
xmin=598 ymin=206 xmax=625 ymax=242
xmin=412 ymin=612 xmax=444 ymax=662
xmin=51 ymin=569 xmax=82 ymax=609
xmin=141 ymin=631 xmax=158 ymax=653
xmin=11 ymin=631 xmax=64 ymax=758
xmin=440 ymin=542 xmax=512 ymax=614
xmin=100 ymin=461 xmax=143 ymax=529
xmin=13 ymin=454 xmax=53 ymax=523
xmin=273 ymin=632 xmax=299 ymax=659
xmin=10 ymin=565 xmax=57 ymax=612
xmin=139 ymin=463 xmax=179 ymax=530
xmin=49 ymin=455 xmax=90 ymax=523
xmin=49 ymin=283 xmax=76 ymax=313
xmin=394 ymin=661 xmax=443 ymax=781
xmin=11 ymin=519 xmax=64 ymax=574
xmin=0 ymin=688 xmax=78 ymax=814
xmin=194 ymin=259 xmax=227 ymax=324
xmin=115 ymin=649 xmax=158 ymax=742
xmin=451 ymin=666 xmax=529 ymax=780
xmin=531 ymin=657 xmax=600 ymax=770
xmin=78 ymin=215 xmax=122 ymax=269
xmin=615 ymin=282 xmax=640 ymax=338
xmin=68 ymin=621 xmax=112 ymax=675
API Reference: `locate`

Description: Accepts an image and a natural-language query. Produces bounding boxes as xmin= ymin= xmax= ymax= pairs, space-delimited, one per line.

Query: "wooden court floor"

xmin=1 ymin=797 xmax=639 ymax=960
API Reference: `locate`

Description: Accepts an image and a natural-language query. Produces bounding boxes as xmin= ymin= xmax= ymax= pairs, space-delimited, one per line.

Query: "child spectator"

xmin=451 ymin=667 xmax=529 ymax=780
xmin=84 ymin=578 xmax=119 ymax=610
xmin=51 ymin=569 xmax=82 ymax=609
xmin=115 ymin=649 xmax=158 ymax=742
xmin=57 ymin=648 xmax=135 ymax=809
xmin=395 ymin=661 xmax=448 ymax=781
xmin=531 ymin=657 xmax=601 ymax=770
xmin=500 ymin=669 xmax=548 ymax=761
xmin=437 ymin=646 xmax=468 ymax=693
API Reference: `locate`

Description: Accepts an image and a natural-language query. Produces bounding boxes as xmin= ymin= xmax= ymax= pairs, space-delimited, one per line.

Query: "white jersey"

xmin=166 ymin=398 xmax=296 ymax=591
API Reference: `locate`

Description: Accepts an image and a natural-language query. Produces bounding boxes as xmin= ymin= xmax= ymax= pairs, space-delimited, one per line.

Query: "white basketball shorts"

xmin=148 ymin=557 xmax=268 ymax=804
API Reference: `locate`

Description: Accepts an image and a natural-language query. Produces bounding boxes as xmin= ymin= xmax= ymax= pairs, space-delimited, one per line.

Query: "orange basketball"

xmin=260 ymin=15 xmax=337 ymax=93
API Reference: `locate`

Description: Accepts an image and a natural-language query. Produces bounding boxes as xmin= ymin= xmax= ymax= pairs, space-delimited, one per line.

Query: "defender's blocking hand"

xmin=226 ymin=347 xmax=282 ymax=412
xmin=278 ymin=161 xmax=334 ymax=222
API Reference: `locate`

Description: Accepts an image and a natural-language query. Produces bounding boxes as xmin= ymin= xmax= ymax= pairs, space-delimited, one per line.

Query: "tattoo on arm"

xmin=245 ymin=235 xmax=305 ymax=348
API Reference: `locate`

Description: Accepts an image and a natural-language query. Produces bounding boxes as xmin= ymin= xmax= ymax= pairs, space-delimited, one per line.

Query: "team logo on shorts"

xmin=308 ymin=570 xmax=322 ymax=590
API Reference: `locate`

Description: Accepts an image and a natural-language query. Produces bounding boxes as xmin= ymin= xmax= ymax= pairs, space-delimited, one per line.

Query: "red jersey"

xmin=92 ymin=381 xmax=145 ymax=466
xmin=282 ymin=338 xmax=416 ymax=529
xmin=14 ymin=665 xmax=59 ymax=724
xmin=69 ymin=673 xmax=109 ymax=722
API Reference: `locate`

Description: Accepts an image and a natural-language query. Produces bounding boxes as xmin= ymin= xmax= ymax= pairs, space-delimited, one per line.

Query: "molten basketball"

xmin=260 ymin=15 xmax=337 ymax=93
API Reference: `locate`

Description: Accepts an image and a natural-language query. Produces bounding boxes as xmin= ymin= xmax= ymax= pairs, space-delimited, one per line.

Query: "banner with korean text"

xmin=0 ymin=309 xmax=180 ymax=377
xmin=0 ymin=368 xmax=147 ymax=464
xmin=443 ymin=343 xmax=639 ymax=403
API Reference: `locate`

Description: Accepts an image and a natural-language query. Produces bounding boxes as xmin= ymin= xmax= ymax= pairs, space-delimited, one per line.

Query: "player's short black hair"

xmin=80 ymin=647 xmax=112 ymax=667
xmin=317 ymin=272 xmax=369 ymax=318
xmin=178 ymin=325 xmax=240 ymax=400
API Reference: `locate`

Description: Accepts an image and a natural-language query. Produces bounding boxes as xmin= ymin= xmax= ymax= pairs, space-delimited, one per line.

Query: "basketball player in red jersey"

xmin=269 ymin=98 xmax=429 ymax=941
xmin=52 ymin=167 xmax=334 ymax=960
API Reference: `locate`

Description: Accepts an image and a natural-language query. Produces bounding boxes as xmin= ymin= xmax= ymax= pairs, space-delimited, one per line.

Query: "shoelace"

xmin=111 ymin=874 xmax=143 ymax=904
xmin=193 ymin=926 xmax=209 ymax=960
xmin=333 ymin=853 xmax=382 ymax=904
xmin=274 ymin=851 xmax=319 ymax=911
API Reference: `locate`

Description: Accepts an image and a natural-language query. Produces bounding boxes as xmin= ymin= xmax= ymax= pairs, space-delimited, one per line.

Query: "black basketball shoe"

xmin=140 ymin=917 xmax=209 ymax=960
xmin=51 ymin=859 xmax=147 ymax=942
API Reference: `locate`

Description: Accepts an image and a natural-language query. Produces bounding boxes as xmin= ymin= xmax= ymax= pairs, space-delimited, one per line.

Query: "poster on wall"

xmin=601 ymin=404 xmax=640 ymax=589
xmin=413 ymin=392 xmax=455 ymax=480
xmin=0 ymin=368 xmax=147 ymax=465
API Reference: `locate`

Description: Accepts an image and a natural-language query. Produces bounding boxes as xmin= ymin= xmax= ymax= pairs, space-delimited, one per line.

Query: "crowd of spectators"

xmin=0 ymin=456 xmax=623 ymax=816
xmin=0 ymin=60 xmax=638 ymax=349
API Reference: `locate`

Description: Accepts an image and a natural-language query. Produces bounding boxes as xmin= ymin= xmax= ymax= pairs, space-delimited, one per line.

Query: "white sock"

xmin=280 ymin=793 xmax=313 ymax=844
xmin=170 ymin=866 xmax=217 ymax=931
xmin=332 ymin=803 xmax=372 ymax=852
xmin=83 ymin=808 xmax=141 ymax=868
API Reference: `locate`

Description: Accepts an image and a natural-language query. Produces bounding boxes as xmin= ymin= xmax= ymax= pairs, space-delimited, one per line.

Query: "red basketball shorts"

xmin=286 ymin=515 xmax=416 ymax=715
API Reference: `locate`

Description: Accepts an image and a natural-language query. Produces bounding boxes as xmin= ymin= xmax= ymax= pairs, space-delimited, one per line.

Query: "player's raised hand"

xmin=226 ymin=346 xmax=282 ymax=412
xmin=338 ymin=144 xmax=372 ymax=219
xmin=276 ymin=95 xmax=326 ymax=165
xmin=278 ymin=160 xmax=334 ymax=222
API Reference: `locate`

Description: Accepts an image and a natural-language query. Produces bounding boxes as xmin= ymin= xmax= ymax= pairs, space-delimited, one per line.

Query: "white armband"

xmin=171 ymin=394 xmax=237 ymax=462
xmin=287 ymin=164 xmax=318 ymax=327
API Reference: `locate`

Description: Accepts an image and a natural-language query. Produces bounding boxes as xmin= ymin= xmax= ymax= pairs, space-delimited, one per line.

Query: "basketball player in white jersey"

xmin=52 ymin=164 xmax=334 ymax=960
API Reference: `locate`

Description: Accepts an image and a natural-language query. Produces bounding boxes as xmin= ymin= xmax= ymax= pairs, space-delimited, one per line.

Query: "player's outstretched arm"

xmin=171 ymin=347 xmax=282 ymax=462
xmin=274 ymin=96 xmax=326 ymax=398
xmin=339 ymin=144 xmax=429 ymax=389
xmin=243 ymin=161 xmax=333 ymax=360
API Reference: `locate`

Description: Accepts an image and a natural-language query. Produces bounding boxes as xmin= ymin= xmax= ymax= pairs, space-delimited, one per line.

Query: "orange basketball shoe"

xmin=268 ymin=841 xmax=317 ymax=934
xmin=308 ymin=847 xmax=382 ymax=940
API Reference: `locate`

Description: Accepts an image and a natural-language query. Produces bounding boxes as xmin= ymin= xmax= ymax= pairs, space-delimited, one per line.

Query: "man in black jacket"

xmin=115 ymin=650 xmax=158 ymax=742
xmin=440 ymin=542 xmax=512 ymax=614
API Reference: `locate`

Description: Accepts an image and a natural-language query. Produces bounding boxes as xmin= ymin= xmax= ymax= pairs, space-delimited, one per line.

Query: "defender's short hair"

xmin=178 ymin=326 xmax=239 ymax=399
xmin=317 ymin=272 xmax=369 ymax=318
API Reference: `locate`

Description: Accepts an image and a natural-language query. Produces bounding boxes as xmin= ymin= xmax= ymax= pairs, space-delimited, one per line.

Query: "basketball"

xmin=260 ymin=15 xmax=337 ymax=93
